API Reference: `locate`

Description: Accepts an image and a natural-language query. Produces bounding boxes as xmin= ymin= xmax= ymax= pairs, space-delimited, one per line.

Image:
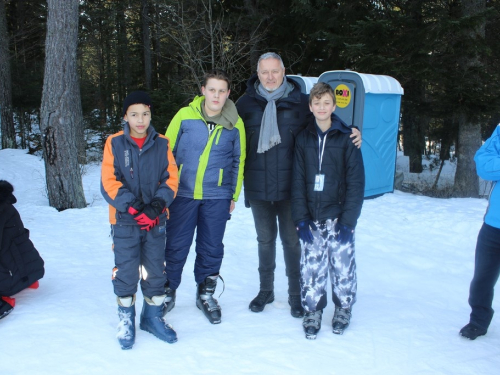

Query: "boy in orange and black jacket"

xmin=101 ymin=91 xmax=178 ymax=349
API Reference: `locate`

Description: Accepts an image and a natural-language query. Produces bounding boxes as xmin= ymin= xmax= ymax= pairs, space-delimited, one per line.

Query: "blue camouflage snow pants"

xmin=300 ymin=219 xmax=357 ymax=313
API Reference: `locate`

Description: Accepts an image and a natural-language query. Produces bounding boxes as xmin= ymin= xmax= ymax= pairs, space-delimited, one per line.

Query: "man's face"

xmin=201 ymin=78 xmax=230 ymax=117
xmin=124 ymin=104 xmax=151 ymax=138
xmin=257 ymin=58 xmax=285 ymax=92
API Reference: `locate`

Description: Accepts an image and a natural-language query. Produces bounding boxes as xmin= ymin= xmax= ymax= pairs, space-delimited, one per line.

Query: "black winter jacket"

xmin=291 ymin=114 xmax=365 ymax=228
xmin=0 ymin=181 xmax=45 ymax=296
xmin=236 ymin=75 xmax=311 ymax=202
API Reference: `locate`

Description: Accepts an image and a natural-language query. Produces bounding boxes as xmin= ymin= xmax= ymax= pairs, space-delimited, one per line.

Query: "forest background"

xmin=1 ymin=0 xmax=500 ymax=210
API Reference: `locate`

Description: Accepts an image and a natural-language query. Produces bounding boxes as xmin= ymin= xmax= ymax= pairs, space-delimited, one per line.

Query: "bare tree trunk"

xmin=142 ymin=0 xmax=152 ymax=90
xmin=40 ymin=0 xmax=86 ymax=210
xmin=152 ymin=1 xmax=161 ymax=89
xmin=432 ymin=159 xmax=445 ymax=190
xmin=116 ymin=2 xmax=129 ymax=103
xmin=207 ymin=0 xmax=215 ymax=68
xmin=454 ymin=114 xmax=481 ymax=197
xmin=401 ymin=96 xmax=425 ymax=173
xmin=243 ymin=0 xmax=263 ymax=68
xmin=453 ymin=0 xmax=485 ymax=197
xmin=0 ymin=0 xmax=15 ymax=149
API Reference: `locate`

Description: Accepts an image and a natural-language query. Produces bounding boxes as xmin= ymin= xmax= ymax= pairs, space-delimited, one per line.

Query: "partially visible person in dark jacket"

xmin=291 ymin=83 xmax=365 ymax=339
xmin=236 ymin=52 xmax=361 ymax=318
xmin=0 ymin=180 xmax=45 ymax=319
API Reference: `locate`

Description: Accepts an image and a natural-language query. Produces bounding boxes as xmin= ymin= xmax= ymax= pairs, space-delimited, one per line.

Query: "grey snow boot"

xmin=332 ymin=306 xmax=351 ymax=335
xmin=140 ymin=295 xmax=178 ymax=343
xmin=117 ymin=295 xmax=136 ymax=350
xmin=196 ymin=275 xmax=222 ymax=324
xmin=163 ymin=280 xmax=176 ymax=315
xmin=303 ymin=310 xmax=323 ymax=340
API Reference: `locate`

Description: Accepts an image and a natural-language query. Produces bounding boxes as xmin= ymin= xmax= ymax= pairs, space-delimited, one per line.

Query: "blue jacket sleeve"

xmin=475 ymin=125 xmax=500 ymax=182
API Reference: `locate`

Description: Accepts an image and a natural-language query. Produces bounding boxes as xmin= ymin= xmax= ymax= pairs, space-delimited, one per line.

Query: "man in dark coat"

xmin=0 ymin=180 xmax=45 ymax=319
xmin=236 ymin=52 xmax=361 ymax=318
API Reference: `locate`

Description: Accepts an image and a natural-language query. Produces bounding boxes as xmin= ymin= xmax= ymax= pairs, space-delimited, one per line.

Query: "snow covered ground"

xmin=1 ymin=148 xmax=499 ymax=375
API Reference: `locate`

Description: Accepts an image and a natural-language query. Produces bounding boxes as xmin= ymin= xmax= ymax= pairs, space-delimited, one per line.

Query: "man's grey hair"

xmin=257 ymin=52 xmax=285 ymax=72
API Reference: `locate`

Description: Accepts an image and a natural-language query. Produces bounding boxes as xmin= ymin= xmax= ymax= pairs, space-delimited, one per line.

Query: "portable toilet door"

xmin=287 ymin=75 xmax=318 ymax=94
xmin=318 ymin=70 xmax=404 ymax=198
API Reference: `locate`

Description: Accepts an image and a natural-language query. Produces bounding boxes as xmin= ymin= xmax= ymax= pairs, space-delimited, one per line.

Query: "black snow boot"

xmin=0 ymin=298 xmax=14 ymax=320
xmin=196 ymin=275 xmax=221 ymax=324
xmin=140 ymin=295 xmax=178 ymax=343
xmin=163 ymin=280 xmax=176 ymax=315
xmin=332 ymin=306 xmax=351 ymax=335
xmin=288 ymin=295 xmax=305 ymax=318
xmin=459 ymin=323 xmax=487 ymax=340
xmin=249 ymin=290 xmax=274 ymax=312
xmin=303 ymin=310 xmax=323 ymax=340
xmin=117 ymin=295 xmax=136 ymax=350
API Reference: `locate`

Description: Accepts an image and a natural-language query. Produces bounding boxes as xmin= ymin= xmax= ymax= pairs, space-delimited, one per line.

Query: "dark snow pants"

xmin=249 ymin=199 xmax=301 ymax=296
xmin=468 ymin=223 xmax=500 ymax=330
xmin=300 ymin=219 xmax=357 ymax=313
xmin=111 ymin=219 xmax=167 ymax=299
xmin=164 ymin=196 xmax=231 ymax=290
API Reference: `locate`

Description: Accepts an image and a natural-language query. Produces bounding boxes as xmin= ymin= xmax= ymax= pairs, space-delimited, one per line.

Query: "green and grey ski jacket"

xmin=166 ymin=96 xmax=246 ymax=201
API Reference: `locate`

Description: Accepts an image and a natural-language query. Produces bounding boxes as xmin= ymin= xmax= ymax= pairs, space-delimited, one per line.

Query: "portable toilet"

xmin=318 ymin=70 xmax=404 ymax=198
xmin=287 ymin=75 xmax=318 ymax=94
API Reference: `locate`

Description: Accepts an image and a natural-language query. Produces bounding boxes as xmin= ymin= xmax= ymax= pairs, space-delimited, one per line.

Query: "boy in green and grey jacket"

xmin=164 ymin=69 xmax=245 ymax=324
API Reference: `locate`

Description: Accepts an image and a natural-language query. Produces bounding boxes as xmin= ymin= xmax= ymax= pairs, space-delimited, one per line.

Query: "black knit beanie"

xmin=123 ymin=91 xmax=152 ymax=116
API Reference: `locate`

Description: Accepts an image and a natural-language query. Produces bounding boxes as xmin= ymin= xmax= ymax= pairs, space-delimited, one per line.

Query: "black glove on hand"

xmin=134 ymin=198 xmax=166 ymax=231
xmin=127 ymin=199 xmax=144 ymax=216
xmin=296 ymin=220 xmax=317 ymax=244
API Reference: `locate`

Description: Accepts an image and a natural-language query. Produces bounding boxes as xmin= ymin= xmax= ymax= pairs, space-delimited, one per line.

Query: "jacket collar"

xmin=306 ymin=113 xmax=352 ymax=135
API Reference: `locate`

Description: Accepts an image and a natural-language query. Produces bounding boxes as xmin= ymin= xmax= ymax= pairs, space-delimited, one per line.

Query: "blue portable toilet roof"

xmin=320 ymin=70 xmax=404 ymax=95
xmin=287 ymin=75 xmax=318 ymax=94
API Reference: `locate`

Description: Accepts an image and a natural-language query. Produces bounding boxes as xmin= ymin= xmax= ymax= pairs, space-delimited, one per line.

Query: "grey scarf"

xmin=256 ymin=76 xmax=289 ymax=153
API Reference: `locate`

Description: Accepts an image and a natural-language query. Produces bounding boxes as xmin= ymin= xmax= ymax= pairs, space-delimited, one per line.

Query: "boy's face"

xmin=124 ymin=103 xmax=151 ymax=138
xmin=201 ymin=78 xmax=230 ymax=117
xmin=257 ymin=58 xmax=285 ymax=92
xmin=309 ymin=93 xmax=336 ymax=123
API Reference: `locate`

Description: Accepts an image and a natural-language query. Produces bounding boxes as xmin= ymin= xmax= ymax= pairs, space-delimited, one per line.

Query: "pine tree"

xmin=40 ymin=0 xmax=86 ymax=210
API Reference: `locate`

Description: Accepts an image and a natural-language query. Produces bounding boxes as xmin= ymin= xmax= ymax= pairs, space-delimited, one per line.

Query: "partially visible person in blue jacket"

xmin=460 ymin=124 xmax=500 ymax=340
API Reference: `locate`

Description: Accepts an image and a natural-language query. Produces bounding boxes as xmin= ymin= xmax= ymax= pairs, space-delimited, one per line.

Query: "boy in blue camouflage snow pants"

xmin=291 ymin=82 xmax=365 ymax=339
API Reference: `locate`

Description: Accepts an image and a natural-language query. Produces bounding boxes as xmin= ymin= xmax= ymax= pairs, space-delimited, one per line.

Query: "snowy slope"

xmin=0 ymin=148 xmax=499 ymax=375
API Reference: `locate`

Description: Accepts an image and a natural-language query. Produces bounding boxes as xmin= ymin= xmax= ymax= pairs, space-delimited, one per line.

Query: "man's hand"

xmin=350 ymin=128 xmax=362 ymax=149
